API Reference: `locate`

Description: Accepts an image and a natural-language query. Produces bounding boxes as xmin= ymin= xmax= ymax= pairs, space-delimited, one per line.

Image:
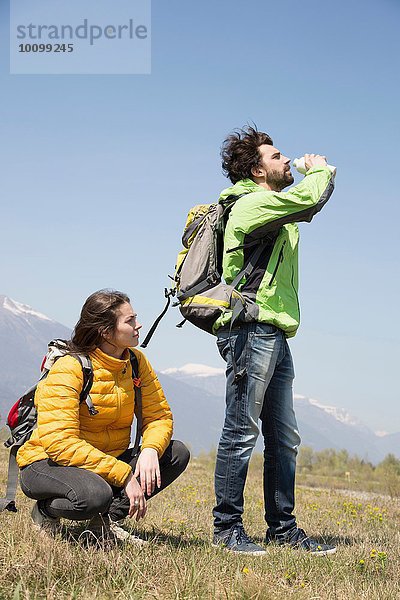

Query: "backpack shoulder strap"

xmin=218 ymin=192 xmax=246 ymax=220
xmin=128 ymin=349 xmax=139 ymax=379
xmin=129 ymin=349 xmax=142 ymax=455
xmin=0 ymin=446 xmax=19 ymax=513
xmin=140 ymin=288 xmax=175 ymax=349
xmin=0 ymin=351 xmax=97 ymax=514
xmin=71 ymin=354 xmax=98 ymax=416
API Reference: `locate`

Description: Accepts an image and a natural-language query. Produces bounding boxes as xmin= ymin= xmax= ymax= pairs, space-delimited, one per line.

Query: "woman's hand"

xmin=124 ymin=472 xmax=147 ymax=520
xmin=134 ymin=447 xmax=161 ymax=496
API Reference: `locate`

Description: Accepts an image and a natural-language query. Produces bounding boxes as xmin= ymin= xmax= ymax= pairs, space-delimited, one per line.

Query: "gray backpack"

xmin=141 ymin=195 xmax=265 ymax=378
xmin=174 ymin=197 xmax=258 ymax=333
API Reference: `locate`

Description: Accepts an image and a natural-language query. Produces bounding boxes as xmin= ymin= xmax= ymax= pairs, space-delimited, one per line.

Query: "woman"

xmin=17 ymin=289 xmax=190 ymax=545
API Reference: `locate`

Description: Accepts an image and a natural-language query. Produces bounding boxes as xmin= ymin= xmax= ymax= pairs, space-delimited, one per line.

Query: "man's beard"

xmin=266 ymin=168 xmax=294 ymax=192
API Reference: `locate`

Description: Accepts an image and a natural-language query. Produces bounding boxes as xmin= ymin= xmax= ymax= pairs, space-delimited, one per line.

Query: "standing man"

xmin=212 ymin=126 xmax=336 ymax=555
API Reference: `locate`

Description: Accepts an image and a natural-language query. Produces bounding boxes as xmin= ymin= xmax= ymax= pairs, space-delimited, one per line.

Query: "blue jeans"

xmin=213 ymin=322 xmax=301 ymax=534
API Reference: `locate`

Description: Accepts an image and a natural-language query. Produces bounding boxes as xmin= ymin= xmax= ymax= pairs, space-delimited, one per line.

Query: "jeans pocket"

xmin=216 ymin=337 xmax=230 ymax=362
xmin=252 ymin=323 xmax=279 ymax=337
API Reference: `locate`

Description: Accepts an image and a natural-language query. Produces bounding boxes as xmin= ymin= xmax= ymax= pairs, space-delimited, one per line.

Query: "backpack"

xmin=141 ymin=194 xmax=265 ymax=348
xmin=0 ymin=339 xmax=142 ymax=513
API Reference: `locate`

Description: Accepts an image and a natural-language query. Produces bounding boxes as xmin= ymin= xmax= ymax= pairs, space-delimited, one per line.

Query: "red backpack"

xmin=0 ymin=339 xmax=142 ymax=513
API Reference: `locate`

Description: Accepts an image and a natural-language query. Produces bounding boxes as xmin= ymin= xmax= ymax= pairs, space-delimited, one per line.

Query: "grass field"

xmin=1 ymin=448 xmax=399 ymax=600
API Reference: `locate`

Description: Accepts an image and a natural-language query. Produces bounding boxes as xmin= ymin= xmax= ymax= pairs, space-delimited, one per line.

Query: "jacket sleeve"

xmin=134 ymin=350 xmax=173 ymax=457
xmin=226 ymin=166 xmax=335 ymax=246
xmin=35 ymin=355 xmax=132 ymax=487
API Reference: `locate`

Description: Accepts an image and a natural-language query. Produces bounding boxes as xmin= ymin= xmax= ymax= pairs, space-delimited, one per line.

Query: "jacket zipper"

xmin=291 ymin=266 xmax=300 ymax=320
xmin=269 ymin=241 xmax=286 ymax=286
xmin=115 ymin=371 xmax=122 ymax=421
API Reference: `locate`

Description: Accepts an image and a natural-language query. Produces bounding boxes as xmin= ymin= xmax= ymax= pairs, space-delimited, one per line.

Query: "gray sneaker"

xmin=78 ymin=514 xmax=117 ymax=549
xmin=265 ymin=527 xmax=337 ymax=556
xmin=31 ymin=502 xmax=61 ymax=537
xmin=109 ymin=520 xmax=148 ymax=546
xmin=213 ymin=523 xmax=267 ymax=555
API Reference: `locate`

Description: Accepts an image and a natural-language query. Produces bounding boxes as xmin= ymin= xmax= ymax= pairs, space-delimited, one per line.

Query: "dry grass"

xmin=1 ymin=446 xmax=399 ymax=600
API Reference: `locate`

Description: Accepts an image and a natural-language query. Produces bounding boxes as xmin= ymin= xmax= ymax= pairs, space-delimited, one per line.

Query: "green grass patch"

xmin=1 ymin=444 xmax=399 ymax=599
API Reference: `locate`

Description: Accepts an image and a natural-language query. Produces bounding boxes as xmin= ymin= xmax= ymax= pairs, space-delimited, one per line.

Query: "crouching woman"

xmin=16 ymin=289 xmax=190 ymax=545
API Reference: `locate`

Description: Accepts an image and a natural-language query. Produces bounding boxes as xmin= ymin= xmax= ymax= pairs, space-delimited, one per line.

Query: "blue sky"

xmin=1 ymin=0 xmax=399 ymax=433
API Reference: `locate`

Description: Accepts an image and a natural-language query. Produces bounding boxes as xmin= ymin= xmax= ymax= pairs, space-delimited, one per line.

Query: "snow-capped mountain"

xmin=163 ymin=364 xmax=225 ymax=378
xmin=0 ymin=295 xmax=71 ymax=421
xmin=161 ymin=363 xmax=399 ymax=463
xmin=161 ymin=363 xmax=226 ymax=397
xmin=1 ymin=297 xmax=54 ymax=322
xmin=295 ymin=394 xmax=370 ymax=432
xmin=161 ymin=363 xmax=368 ymax=433
xmin=0 ymin=296 xmax=398 ymax=463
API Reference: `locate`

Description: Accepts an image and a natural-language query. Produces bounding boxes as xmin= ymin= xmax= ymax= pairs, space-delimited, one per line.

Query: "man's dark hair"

xmin=221 ymin=125 xmax=273 ymax=184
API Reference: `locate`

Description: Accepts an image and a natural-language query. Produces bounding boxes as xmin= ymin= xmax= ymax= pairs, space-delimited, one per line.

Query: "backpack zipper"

xmin=269 ymin=241 xmax=286 ymax=286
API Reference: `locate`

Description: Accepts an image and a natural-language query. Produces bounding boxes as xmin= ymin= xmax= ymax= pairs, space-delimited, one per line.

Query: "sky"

xmin=0 ymin=0 xmax=399 ymax=433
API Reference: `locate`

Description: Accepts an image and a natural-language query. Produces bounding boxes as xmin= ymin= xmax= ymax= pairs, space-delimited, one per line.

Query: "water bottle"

xmin=293 ymin=156 xmax=336 ymax=175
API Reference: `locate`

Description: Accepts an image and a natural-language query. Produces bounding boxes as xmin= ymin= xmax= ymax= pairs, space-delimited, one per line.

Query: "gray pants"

xmin=20 ymin=440 xmax=190 ymax=521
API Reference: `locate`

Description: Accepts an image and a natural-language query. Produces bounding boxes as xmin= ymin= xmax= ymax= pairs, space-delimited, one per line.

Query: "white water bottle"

xmin=293 ymin=156 xmax=336 ymax=175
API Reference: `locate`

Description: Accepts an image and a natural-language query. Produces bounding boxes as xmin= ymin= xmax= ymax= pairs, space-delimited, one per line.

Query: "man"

xmin=212 ymin=126 xmax=336 ymax=555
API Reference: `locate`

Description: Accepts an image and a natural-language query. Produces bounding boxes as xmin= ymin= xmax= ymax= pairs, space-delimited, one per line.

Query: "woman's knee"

xmin=20 ymin=463 xmax=113 ymax=519
xmin=171 ymin=440 xmax=190 ymax=473
xmin=72 ymin=475 xmax=113 ymax=518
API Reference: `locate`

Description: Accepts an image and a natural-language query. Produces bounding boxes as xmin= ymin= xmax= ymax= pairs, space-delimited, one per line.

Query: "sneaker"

xmin=109 ymin=520 xmax=148 ymax=546
xmin=78 ymin=514 xmax=117 ymax=549
xmin=213 ymin=523 xmax=267 ymax=555
xmin=265 ymin=527 xmax=336 ymax=556
xmin=31 ymin=502 xmax=61 ymax=537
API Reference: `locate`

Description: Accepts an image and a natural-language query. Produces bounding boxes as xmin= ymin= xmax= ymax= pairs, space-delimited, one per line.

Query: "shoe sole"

xmin=109 ymin=524 xmax=148 ymax=546
xmin=309 ymin=547 xmax=337 ymax=556
xmin=265 ymin=540 xmax=337 ymax=556
xmin=212 ymin=542 xmax=267 ymax=556
xmin=113 ymin=534 xmax=148 ymax=546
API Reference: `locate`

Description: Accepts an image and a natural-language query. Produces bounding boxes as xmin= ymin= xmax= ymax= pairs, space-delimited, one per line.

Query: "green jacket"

xmin=214 ymin=166 xmax=335 ymax=337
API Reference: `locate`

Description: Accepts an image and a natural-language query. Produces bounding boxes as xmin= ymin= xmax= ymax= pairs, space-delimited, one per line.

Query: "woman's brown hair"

xmin=69 ymin=289 xmax=130 ymax=354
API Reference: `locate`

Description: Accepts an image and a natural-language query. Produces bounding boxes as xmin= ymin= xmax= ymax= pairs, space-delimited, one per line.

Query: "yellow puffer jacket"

xmin=17 ymin=347 xmax=173 ymax=488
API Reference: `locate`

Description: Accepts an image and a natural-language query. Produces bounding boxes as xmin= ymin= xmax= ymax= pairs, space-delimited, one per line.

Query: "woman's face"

xmin=106 ymin=302 xmax=142 ymax=351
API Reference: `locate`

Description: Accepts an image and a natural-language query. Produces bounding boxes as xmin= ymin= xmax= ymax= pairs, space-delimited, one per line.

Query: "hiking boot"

xmin=213 ymin=523 xmax=267 ymax=555
xmin=78 ymin=514 xmax=117 ymax=549
xmin=31 ymin=501 xmax=61 ymax=537
xmin=265 ymin=527 xmax=336 ymax=556
xmin=109 ymin=520 xmax=148 ymax=546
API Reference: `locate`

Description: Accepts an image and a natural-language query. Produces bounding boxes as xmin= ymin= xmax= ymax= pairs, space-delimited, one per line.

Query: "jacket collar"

xmin=218 ymin=178 xmax=262 ymax=204
xmin=90 ymin=347 xmax=130 ymax=372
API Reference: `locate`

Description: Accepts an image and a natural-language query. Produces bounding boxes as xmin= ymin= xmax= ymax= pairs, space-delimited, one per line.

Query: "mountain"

xmin=292 ymin=395 xmax=381 ymax=461
xmin=161 ymin=364 xmax=400 ymax=463
xmin=162 ymin=363 xmax=226 ymax=397
xmin=156 ymin=372 xmax=226 ymax=455
xmin=0 ymin=296 xmax=398 ymax=463
xmin=0 ymin=295 xmax=71 ymax=420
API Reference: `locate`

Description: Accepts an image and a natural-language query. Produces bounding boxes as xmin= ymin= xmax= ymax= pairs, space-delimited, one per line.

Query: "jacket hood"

xmin=218 ymin=178 xmax=262 ymax=203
